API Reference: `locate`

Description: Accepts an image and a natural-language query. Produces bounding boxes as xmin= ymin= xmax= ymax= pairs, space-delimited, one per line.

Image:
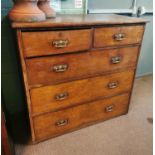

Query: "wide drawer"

xmin=30 ymin=70 xmax=134 ymax=114
xmin=33 ymin=93 xmax=130 ymax=141
xmin=94 ymin=25 xmax=144 ymax=48
xmin=22 ymin=29 xmax=92 ymax=57
xmin=26 ymin=46 xmax=139 ymax=86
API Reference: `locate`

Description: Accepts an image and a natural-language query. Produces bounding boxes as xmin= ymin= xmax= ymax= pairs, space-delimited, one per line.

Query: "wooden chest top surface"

xmin=11 ymin=14 xmax=147 ymax=29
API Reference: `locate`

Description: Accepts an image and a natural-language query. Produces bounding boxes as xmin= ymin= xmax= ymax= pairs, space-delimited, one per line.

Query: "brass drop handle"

xmin=52 ymin=39 xmax=69 ymax=48
xmin=114 ymin=33 xmax=126 ymax=41
xmin=53 ymin=64 xmax=68 ymax=73
xmin=111 ymin=56 xmax=122 ymax=64
xmin=108 ymin=82 xmax=118 ymax=89
xmin=55 ymin=119 xmax=68 ymax=127
xmin=55 ymin=92 xmax=69 ymax=101
xmin=105 ymin=105 xmax=114 ymax=112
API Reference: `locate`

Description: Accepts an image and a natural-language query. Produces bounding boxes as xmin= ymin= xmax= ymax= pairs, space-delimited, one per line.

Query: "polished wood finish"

xmin=94 ymin=25 xmax=144 ymax=48
xmin=30 ymin=70 xmax=134 ymax=114
xmin=33 ymin=93 xmax=130 ymax=141
xmin=11 ymin=14 xmax=146 ymax=143
xmin=22 ymin=29 xmax=92 ymax=57
xmin=11 ymin=14 xmax=147 ymax=28
xmin=26 ymin=46 xmax=139 ymax=86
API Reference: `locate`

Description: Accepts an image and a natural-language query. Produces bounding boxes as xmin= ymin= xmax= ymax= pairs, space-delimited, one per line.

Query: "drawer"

xmin=22 ymin=29 xmax=92 ymax=57
xmin=94 ymin=25 xmax=144 ymax=48
xmin=26 ymin=46 xmax=139 ymax=86
xmin=30 ymin=70 xmax=134 ymax=114
xmin=33 ymin=93 xmax=130 ymax=141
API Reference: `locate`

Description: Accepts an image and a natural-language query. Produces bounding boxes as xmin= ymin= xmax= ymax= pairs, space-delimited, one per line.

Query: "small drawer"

xmin=94 ymin=25 xmax=144 ymax=48
xmin=33 ymin=93 xmax=130 ymax=141
xmin=26 ymin=46 xmax=139 ymax=86
xmin=22 ymin=29 xmax=92 ymax=57
xmin=30 ymin=70 xmax=134 ymax=114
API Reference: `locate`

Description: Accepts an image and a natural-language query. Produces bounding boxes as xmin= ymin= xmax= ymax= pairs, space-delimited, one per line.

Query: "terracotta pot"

xmin=9 ymin=0 xmax=46 ymax=22
xmin=38 ymin=0 xmax=56 ymax=18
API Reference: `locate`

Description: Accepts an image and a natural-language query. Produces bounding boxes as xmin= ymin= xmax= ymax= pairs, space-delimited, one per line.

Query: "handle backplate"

xmin=111 ymin=56 xmax=122 ymax=64
xmin=105 ymin=105 xmax=114 ymax=112
xmin=52 ymin=39 xmax=69 ymax=48
xmin=55 ymin=119 xmax=68 ymax=127
xmin=114 ymin=33 xmax=126 ymax=41
xmin=108 ymin=81 xmax=118 ymax=89
xmin=55 ymin=92 xmax=69 ymax=101
xmin=53 ymin=64 xmax=68 ymax=73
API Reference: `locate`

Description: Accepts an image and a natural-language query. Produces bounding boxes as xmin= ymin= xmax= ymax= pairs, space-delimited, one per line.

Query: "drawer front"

xmin=33 ymin=93 xmax=130 ymax=141
xmin=94 ymin=25 xmax=144 ymax=48
xmin=30 ymin=70 xmax=134 ymax=114
xmin=26 ymin=46 xmax=139 ymax=86
xmin=22 ymin=29 xmax=92 ymax=57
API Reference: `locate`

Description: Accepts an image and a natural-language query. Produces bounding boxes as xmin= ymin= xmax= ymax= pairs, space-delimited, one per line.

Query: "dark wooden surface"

xmin=17 ymin=30 xmax=36 ymax=142
xmin=1 ymin=110 xmax=14 ymax=155
xmin=12 ymin=14 xmax=147 ymax=28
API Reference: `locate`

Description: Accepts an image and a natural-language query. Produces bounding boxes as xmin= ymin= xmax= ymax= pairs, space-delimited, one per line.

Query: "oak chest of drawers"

xmin=11 ymin=14 xmax=147 ymax=143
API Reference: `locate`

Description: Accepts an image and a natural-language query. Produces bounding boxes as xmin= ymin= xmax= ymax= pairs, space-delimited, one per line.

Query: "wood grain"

xmin=33 ymin=93 xmax=130 ymax=141
xmin=94 ymin=25 xmax=144 ymax=48
xmin=12 ymin=14 xmax=146 ymax=143
xmin=26 ymin=46 xmax=139 ymax=87
xmin=30 ymin=70 xmax=134 ymax=114
xmin=11 ymin=14 xmax=147 ymax=29
xmin=22 ymin=29 xmax=92 ymax=57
